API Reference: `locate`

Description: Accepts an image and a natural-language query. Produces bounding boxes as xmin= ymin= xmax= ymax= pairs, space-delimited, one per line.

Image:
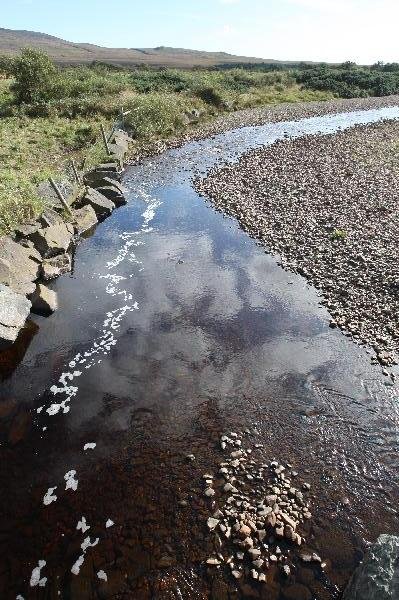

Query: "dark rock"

xmin=90 ymin=176 xmax=126 ymax=194
xmin=82 ymin=187 xmax=115 ymax=217
xmin=73 ymin=204 xmax=98 ymax=234
xmin=83 ymin=169 xmax=122 ymax=187
xmin=41 ymin=253 xmax=72 ymax=281
xmin=95 ymin=186 xmax=127 ymax=207
xmin=0 ymin=284 xmax=31 ymax=349
xmin=30 ymin=284 xmax=58 ymax=316
xmin=342 ymin=534 xmax=399 ymax=600
xmin=0 ymin=237 xmax=41 ymax=296
xmin=28 ymin=222 xmax=74 ymax=258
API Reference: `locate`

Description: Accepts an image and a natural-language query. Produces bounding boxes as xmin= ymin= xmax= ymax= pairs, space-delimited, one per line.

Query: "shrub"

xmin=11 ymin=48 xmax=58 ymax=104
xmin=124 ymin=93 xmax=205 ymax=139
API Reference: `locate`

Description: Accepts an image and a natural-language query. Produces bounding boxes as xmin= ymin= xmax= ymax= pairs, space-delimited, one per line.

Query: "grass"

xmin=0 ymin=63 xmax=336 ymax=235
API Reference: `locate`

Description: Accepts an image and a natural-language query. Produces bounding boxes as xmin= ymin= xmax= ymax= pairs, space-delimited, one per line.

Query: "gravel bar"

xmin=129 ymin=95 xmax=399 ymax=162
xmin=195 ymin=117 xmax=399 ymax=368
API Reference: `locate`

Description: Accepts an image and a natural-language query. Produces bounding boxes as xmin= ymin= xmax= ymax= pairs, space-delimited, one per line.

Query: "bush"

xmin=11 ymin=48 xmax=58 ymax=104
xmin=124 ymin=93 xmax=205 ymax=139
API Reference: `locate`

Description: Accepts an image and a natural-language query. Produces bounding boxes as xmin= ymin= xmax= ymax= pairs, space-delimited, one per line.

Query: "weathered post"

xmin=48 ymin=177 xmax=73 ymax=216
xmin=100 ymin=124 xmax=111 ymax=156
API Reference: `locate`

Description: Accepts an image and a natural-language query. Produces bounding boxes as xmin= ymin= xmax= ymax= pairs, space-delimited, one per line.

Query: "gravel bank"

xmin=129 ymin=95 xmax=399 ymax=162
xmin=195 ymin=118 xmax=399 ymax=368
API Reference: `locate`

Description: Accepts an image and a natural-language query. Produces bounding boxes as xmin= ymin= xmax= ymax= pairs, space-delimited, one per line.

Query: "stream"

xmin=1 ymin=106 xmax=399 ymax=599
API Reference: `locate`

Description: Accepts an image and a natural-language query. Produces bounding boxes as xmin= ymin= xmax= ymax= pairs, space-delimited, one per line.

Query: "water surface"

xmin=1 ymin=106 xmax=399 ymax=599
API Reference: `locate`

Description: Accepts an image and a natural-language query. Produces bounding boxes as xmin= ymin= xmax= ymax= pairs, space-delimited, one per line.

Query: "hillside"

xmin=0 ymin=28 xmax=271 ymax=68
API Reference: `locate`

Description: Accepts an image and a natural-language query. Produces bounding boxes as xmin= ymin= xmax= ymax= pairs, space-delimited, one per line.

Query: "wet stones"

xmin=203 ymin=429 xmax=318 ymax=588
xmin=0 ymin=283 xmax=31 ymax=349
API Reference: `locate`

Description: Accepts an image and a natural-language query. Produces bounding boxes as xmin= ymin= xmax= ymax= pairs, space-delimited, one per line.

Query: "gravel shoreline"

xmin=128 ymin=95 xmax=399 ymax=162
xmin=195 ymin=117 xmax=399 ymax=368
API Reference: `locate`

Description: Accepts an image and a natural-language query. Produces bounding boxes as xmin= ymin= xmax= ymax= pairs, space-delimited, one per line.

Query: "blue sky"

xmin=1 ymin=0 xmax=398 ymax=64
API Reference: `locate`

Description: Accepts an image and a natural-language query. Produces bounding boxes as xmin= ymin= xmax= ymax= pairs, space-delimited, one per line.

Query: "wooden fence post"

xmin=100 ymin=124 xmax=111 ymax=156
xmin=49 ymin=178 xmax=73 ymax=216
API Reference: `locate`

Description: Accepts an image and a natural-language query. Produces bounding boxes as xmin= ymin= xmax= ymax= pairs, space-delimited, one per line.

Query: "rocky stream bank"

xmin=0 ymin=129 xmax=131 ymax=349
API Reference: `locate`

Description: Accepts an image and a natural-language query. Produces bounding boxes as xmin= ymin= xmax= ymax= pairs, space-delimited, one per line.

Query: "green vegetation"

xmin=0 ymin=49 xmax=398 ymax=234
xmin=331 ymin=228 xmax=348 ymax=241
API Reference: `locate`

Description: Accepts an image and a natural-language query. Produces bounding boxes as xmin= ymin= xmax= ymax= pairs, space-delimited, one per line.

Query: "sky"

xmin=1 ymin=0 xmax=398 ymax=64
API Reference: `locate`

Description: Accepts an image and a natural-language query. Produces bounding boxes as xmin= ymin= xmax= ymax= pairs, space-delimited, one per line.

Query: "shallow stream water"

xmin=1 ymin=106 xmax=399 ymax=599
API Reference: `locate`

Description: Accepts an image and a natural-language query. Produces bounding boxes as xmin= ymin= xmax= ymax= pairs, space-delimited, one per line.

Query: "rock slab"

xmin=28 ymin=222 xmax=74 ymax=258
xmin=0 ymin=237 xmax=41 ymax=296
xmin=73 ymin=205 xmax=98 ymax=235
xmin=343 ymin=535 xmax=399 ymax=600
xmin=0 ymin=284 xmax=31 ymax=348
xmin=82 ymin=188 xmax=115 ymax=217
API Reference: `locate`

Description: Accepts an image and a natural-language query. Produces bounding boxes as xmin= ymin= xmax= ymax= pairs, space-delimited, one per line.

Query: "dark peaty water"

xmin=1 ymin=107 xmax=399 ymax=599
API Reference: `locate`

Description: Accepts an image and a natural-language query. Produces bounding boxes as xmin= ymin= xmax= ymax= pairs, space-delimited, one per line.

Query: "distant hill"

xmin=0 ymin=28 xmax=277 ymax=68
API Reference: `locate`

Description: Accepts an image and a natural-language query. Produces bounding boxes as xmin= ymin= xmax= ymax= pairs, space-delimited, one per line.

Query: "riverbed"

xmin=1 ymin=105 xmax=399 ymax=599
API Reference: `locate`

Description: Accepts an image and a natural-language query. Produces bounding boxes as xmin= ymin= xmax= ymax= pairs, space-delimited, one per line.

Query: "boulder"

xmin=81 ymin=187 xmax=115 ymax=218
xmin=39 ymin=208 xmax=65 ymax=228
xmin=0 ymin=237 xmax=41 ymax=296
xmin=83 ymin=169 xmax=122 ymax=187
xmin=14 ymin=221 xmax=40 ymax=239
xmin=37 ymin=179 xmax=74 ymax=211
xmin=41 ymin=253 xmax=72 ymax=281
xmin=95 ymin=186 xmax=127 ymax=207
xmin=28 ymin=222 xmax=74 ymax=258
xmin=108 ymin=143 xmax=125 ymax=159
xmin=342 ymin=535 xmax=399 ymax=600
xmin=87 ymin=175 xmax=125 ymax=193
xmin=73 ymin=205 xmax=98 ymax=235
xmin=0 ymin=284 xmax=31 ymax=349
xmin=30 ymin=284 xmax=58 ymax=316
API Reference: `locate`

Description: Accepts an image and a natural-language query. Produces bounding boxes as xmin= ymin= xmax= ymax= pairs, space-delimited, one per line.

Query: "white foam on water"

xmin=40 ymin=197 xmax=161 ymax=420
xmin=81 ymin=536 xmax=99 ymax=552
xmin=83 ymin=442 xmax=96 ymax=451
xmin=43 ymin=487 xmax=57 ymax=506
xmin=71 ymin=554 xmax=85 ymax=575
xmin=77 ymin=517 xmax=90 ymax=533
xmin=97 ymin=570 xmax=107 ymax=582
xmin=64 ymin=470 xmax=78 ymax=491
xmin=30 ymin=560 xmax=47 ymax=587
xmin=105 ymin=519 xmax=114 ymax=528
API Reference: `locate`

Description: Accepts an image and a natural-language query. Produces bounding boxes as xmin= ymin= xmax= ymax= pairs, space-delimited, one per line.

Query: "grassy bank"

xmin=1 ymin=51 xmax=398 ymax=235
